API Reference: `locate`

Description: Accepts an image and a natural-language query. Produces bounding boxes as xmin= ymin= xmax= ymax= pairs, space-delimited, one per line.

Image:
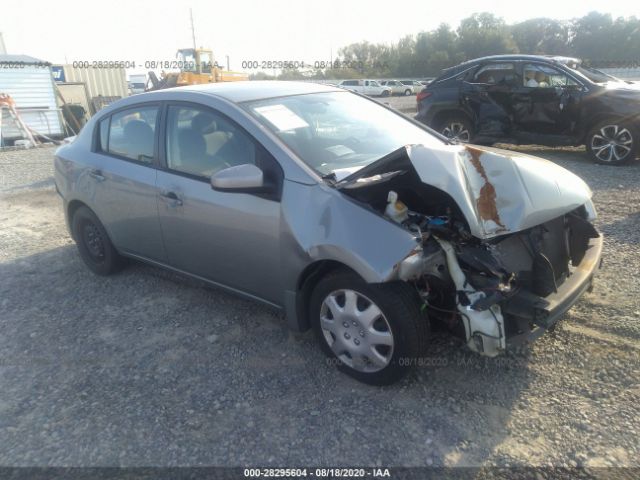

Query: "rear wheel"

xmin=438 ymin=115 xmax=473 ymax=143
xmin=72 ymin=206 xmax=125 ymax=275
xmin=404 ymin=89 xmax=412 ymax=96
xmin=586 ymin=120 xmax=638 ymax=165
xmin=310 ymin=271 xmax=429 ymax=385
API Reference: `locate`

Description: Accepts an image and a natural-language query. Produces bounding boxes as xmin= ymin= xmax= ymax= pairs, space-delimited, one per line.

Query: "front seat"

xmin=177 ymin=128 xmax=211 ymax=176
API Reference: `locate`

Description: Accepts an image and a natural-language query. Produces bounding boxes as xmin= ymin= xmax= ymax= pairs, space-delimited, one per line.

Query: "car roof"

xmin=449 ymin=54 xmax=581 ymax=69
xmin=174 ymin=80 xmax=342 ymax=103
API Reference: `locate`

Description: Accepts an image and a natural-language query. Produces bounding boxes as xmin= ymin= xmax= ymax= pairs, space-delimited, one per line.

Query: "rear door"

xmin=511 ymin=62 xmax=584 ymax=136
xmin=90 ymin=103 xmax=167 ymax=262
xmin=460 ymin=62 xmax=517 ymax=137
xmin=155 ymin=102 xmax=284 ymax=303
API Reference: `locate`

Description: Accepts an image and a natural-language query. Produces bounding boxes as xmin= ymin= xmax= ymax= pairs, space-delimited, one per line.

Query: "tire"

xmin=310 ymin=271 xmax=429 ymax=385
xmin=71 ymin=206 xmax=125 ymax=275
xmin=586 ymin=120 xmax=638 ymax=165
xmin=404 ymin=89 xmax=412 ymax=96
xmin=381 ymin=90 xmax=390 ymax=97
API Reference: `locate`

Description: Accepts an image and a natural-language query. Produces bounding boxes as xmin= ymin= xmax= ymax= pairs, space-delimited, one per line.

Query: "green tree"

xmin=570 ymin=12 xmax=614 ymax=62
xmin=511 ymin=18 xmax=570 ymax=55
xmin=457 ymin=13 xmax=518 ymax=59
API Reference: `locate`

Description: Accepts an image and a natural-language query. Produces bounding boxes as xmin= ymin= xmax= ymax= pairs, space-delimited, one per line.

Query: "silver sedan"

xmin=54 ymin=81 xmax=603 ymax=385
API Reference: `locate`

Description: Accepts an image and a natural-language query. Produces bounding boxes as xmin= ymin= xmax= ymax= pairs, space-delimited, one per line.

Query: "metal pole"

xmin=190 ymin=8 xmax=197 ymax=50
xmin=226 ymin=55 xmax=230 ymax=71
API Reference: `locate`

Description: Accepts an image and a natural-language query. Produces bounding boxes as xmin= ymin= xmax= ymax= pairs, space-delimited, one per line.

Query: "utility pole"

xmin=0 ymin=33 xmax=6 ymax=55
xmin=190 ymin=8 xmax=197 ymax=50
xmin=226 ymin=55 xmax=230 ymax=71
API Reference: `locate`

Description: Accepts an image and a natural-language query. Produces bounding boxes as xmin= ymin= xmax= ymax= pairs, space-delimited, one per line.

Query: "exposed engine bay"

xmin=336 ymin=144 xmax=601 ymax=356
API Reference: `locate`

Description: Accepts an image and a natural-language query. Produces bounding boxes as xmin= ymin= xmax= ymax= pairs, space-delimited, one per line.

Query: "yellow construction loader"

xmin=147 ymin=48 xmax=248 ymax=91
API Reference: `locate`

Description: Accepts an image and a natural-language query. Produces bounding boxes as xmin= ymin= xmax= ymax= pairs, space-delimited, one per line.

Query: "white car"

xmin=338 ymin=79 xmax=391 ymax=97
xmin=379 ymin=80 xmax=413 ymax=96
xmin=399 ymin=80 xmax=422 ymax=95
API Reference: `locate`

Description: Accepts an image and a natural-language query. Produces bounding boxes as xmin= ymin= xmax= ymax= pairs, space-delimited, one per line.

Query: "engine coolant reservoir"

xmin=385 ymin=190 xmax=408 ymax=223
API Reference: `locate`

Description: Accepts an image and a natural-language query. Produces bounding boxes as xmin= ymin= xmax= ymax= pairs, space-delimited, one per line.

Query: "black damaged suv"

xmin=416 ymin=55 xmax=640 ymax=165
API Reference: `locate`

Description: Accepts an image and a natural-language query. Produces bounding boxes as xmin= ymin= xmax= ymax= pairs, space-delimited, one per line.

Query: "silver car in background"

xmin=54 ymin=81 xmax=603 ymax=385
xmin=379 ymin=80 xmax=413 ymax=96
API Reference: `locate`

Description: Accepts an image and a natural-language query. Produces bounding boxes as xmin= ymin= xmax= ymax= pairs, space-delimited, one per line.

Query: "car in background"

xmin=338 ymin=79 xmax=391 ymax=97
xmin=399 ymin=80 xmax=421 ymax=95
xmin=54 ymin=81 xmax=602 ymax=385
xmin=380 ymin=80 xmax=413 ymax=96
xmin=415 ymin=54 xmax=640 ymax=165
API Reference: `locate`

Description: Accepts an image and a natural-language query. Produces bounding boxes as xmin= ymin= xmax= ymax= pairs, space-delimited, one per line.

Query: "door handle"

xmin=159 ymin=191 xmax=183 ymax=206
xmin=89 ymin=169 xmax=105 ymax=182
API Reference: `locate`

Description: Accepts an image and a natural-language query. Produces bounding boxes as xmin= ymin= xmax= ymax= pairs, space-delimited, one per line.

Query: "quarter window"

xmin=106 ymin=106 xmax=158 ymax=162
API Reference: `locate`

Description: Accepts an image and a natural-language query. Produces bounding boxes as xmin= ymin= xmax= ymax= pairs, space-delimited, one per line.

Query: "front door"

xmin=155 ymin=103 xmax=284 ymax=304
xmin=511 ymin=63 xmax=583 ymax=136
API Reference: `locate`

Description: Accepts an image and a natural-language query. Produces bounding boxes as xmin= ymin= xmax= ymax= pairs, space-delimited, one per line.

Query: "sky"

xmin=0 ymin=0 xmax=635 ymax=75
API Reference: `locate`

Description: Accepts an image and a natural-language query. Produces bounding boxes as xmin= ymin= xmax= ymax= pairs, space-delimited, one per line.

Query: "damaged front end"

xmin=336 ymin=144 xmax=603 ymax=356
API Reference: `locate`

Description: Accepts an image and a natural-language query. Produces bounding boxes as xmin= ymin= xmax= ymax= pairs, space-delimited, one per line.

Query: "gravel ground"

xmin=0 ymin=145 xmax=639 ymax=471
xmin=376 ymin=95 xmax=417 ymax=114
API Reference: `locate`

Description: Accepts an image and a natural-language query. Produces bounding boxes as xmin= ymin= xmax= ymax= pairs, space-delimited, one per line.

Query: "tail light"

xmin=416 ymin=90 xmax=432 ymax=103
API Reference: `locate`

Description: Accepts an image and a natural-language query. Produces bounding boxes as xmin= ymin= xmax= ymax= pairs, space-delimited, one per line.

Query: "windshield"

xmin=560 ymin=59 xmax=619 ymax=84
xmin=245 ymin=91 xmax=442 ymax=177
xmin=575 ymin=66 xmax=620 ymax=83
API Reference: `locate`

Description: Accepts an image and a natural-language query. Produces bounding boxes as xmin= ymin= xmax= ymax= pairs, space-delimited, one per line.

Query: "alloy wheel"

xmin=590 ymin=125 xmax=633 ymax=163
xmin=441 ymin=122 xmax=471 ymax=143
xmin=319 ymin=289 xmax=394 ymax=372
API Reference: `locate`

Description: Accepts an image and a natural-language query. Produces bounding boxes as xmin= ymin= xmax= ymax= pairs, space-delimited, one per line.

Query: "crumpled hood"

xmin=407 ymin=143 xmax=593 ymax=239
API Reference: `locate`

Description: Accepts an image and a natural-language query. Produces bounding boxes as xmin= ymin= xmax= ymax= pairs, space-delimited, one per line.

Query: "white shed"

xmin=0 ymin=54 xmax=63 ymax=145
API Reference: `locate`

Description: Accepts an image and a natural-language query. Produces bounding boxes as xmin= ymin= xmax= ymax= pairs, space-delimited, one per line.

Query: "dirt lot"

xmin=0 ymin=145 xmax=639 ymax=471
xmin=377 ymin=94 xmax=417 ymax=114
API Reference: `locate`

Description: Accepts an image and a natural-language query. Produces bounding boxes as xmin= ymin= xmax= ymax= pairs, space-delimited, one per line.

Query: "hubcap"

xmin=82 ymin=222 xmax=105 ymax=260
xmin=591 ymin=125 xmax=633 ymax=162
xmin=441 ymin=122 xmax=471 ymax=143
xmin=320 ymin=289 xmax=394 ymax=373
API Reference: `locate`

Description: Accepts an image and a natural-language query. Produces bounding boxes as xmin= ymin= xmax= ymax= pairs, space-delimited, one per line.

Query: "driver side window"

xmin=166 ymin=105 xmax=257 ymax=178
xmin=523 ymin=64 xmax=579 ymax=89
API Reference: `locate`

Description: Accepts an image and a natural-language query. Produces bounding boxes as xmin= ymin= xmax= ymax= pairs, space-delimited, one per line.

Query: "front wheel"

xmin=438 ymin=115 xmax=473 ymax=143
xmin=586 ymin=120 xmax=638 ymax=165
xmin=404 ymin=89 xmax=412 ymax=96
xmin=310 ymin=272 xmax=429 ymax=385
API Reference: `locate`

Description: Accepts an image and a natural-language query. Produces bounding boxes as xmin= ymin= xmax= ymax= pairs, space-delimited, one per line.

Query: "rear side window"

xmin=474 ymin=63 xmax=516 ymax=85
xmin=103 ymin=106 xmax=159 ymax=163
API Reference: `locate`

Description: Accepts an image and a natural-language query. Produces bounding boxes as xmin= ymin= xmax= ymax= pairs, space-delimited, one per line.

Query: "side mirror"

xmin=211 ymin=163 xmax=265 ymax=192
